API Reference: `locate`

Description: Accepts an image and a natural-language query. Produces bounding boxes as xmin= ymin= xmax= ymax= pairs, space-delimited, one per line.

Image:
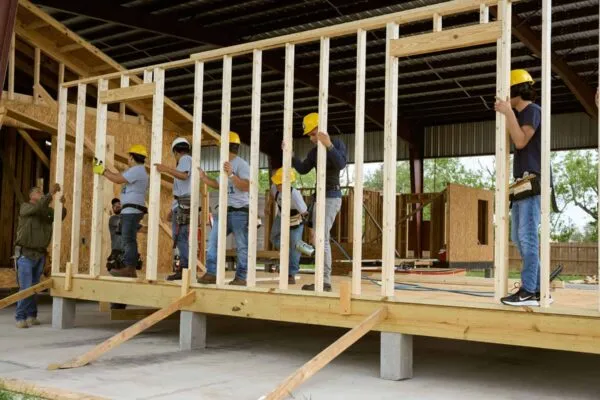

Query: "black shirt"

xmin=513 ymin=103 xmax=541 ymax=179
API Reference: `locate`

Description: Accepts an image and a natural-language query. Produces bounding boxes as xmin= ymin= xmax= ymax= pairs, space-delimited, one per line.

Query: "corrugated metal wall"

xmin=200 ymin=112 xmax=596 ymax=169
xmin=424 ymin=112 xmax=597 ymax=158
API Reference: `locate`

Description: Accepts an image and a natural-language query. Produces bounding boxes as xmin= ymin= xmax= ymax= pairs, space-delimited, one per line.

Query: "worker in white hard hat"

xmin=93 ymin=144 xmax=149 ymax=278
xmin=197 ymin=131 xmax=251 ymax=286
xmin=155 ymin=137 xmax=193 ymax=281
xmin=495 ymin=69 xmax=547 ymax=307
xmin=289 ymin=112 xmax=347 ymax=292
xmin=269 ymin=168 xmax=308 ymax=285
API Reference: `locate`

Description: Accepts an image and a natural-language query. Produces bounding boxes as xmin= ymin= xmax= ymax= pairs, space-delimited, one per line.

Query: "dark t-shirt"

xmin=513 ymin=103 xmax=541 ymax=179
xmin=109 ymin=214 xmax=122 ymax=251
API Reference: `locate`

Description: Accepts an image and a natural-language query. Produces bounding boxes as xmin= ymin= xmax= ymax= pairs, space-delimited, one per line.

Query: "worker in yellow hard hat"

xmin=495 ymin=69 xmax=545 ymax=307
xmin=93 ymin=144 xmax=149 ymax=278
xmin=197 ymin=131 xmax=251 ymax=286
xmin=289 ymin=112 xmax=347 ymax=292
xmin=269 ymin=168 xmax=308 ymax=284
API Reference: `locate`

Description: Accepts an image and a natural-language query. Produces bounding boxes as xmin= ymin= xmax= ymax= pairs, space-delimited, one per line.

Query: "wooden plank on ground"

xmin=98 ymin=83 xmax=155 ymax=104
xmin=261 ymin=306 xmax=388 ymax=400
xmin=48 ymin=291 xmax=195 ymax=370
xmin=0 ymin=279 xmax=53 ymax=310
xmin=389 ymin=21 xmax=501 ymax=58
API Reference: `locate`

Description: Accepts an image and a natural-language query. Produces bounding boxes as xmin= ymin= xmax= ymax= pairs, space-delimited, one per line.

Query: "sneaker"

xmin=228 ymin=277 xmax=247 ymax=286
xmin=288 ymin=275 xmax=296 ymax=285
xmin=301 ymin=283 xmax=332 ymax=292
xmin=501 ymin=289 xmax=539 ymax=306
xmin=109 ymin=265 xmax=137 ymax=278
xmin=197 ymin=273 xmax=216 ymax=284
xmin=166 ymin=269 xmax=183 ymax=281
xmin=15 ymin=320 xmax=28 ymax=329
xmin=535 ymin=292 xmax=555 ymax=305
xmin=26 ymin=317 xmax=40 ymax=326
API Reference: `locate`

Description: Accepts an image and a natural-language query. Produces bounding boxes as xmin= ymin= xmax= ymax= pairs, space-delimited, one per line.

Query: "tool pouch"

xmin=509 ymin=174 xmax=541 ymax=203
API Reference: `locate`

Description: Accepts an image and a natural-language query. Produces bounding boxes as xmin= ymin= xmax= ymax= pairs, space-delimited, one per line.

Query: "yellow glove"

xmin=93 ymin=158 xmax=105 ymax=175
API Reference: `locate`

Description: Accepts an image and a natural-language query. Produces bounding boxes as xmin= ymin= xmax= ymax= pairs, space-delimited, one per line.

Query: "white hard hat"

xmin=171 ymin=137 xmax=190 ymax=152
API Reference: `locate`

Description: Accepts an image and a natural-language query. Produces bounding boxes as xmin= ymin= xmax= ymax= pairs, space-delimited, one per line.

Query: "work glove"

xmin=93 ymin=157 xmax=105 ymax=175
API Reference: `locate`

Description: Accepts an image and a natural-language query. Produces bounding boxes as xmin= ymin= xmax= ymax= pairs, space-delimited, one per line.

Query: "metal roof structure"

xmin=28 ymin=0 xmax=600 ymax=158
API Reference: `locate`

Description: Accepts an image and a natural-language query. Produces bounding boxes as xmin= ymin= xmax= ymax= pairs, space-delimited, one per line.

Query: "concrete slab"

xmin=1 ymin=297 xmax=599 ymax=399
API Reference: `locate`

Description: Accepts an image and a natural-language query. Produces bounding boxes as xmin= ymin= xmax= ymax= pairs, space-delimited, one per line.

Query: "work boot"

xmin=109 ymin=265 xmax=137 ymax=278
xmin=15 ymin=320 xmax=28 ymax=329
xmin=197 ymin=273 xmax=216 ymax=284
xmin=166 ymin=268 xmax=184 ymax=281
xmin=301 ymin=283 xmax=332 ymax=292
xmin=228 ymin=277 xmax=247 ymax=286
xmin=288 ymin=275 xmax=296 ymax=285
xmin=26 ymin=317 xmax=40 ymax=326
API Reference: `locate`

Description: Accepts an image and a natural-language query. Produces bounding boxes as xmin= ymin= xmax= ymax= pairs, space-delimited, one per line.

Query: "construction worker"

xmin=94 ymin=145 xmax=149 ymax=278
xmin=495 ymin=69 xmax=546 ymax=306
xmin=155 ymin=137 xmax=193 ymax=281
xmin=197 ymin=131 xmax=250 ymax=286
xmin=14 ymin=183 xmax=66 ymax=328
xmin=291 ymin=112 xmax=347 ymax=292
xmin=269 ymin=168 xmax=308 ymax=284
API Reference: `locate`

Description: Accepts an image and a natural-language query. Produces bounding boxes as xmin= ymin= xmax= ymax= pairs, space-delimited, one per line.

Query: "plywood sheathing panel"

xmin=45 ymin=103 xmax=184 ymax=275
xmin=446 ymin=184 xmax=494 ymax=263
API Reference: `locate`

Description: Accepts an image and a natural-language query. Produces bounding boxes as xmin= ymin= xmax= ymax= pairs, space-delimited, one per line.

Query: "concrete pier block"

xmin=179 ymin=311 xmax=207 ymax=351
xmin=380 ymin=332 xmax=413 ymax=380
xmin=51 ymin=297 xmax=76 ymax=329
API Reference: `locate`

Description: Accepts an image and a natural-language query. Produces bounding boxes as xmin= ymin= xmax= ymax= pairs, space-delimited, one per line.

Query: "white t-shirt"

xmin=270 ymin=185 xmax=308 ymax=216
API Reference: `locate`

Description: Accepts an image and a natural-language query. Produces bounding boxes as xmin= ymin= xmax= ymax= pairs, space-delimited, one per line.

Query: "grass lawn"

xmin=0 ymin=391 xmax=42 ymax=400
xmin=466 ymin=270 xmax=585 ymax=282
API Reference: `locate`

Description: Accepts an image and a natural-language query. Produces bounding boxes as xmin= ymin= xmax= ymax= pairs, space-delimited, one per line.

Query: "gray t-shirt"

xmin=270 ymin=185 xmax=308 ymax=216
xmin=108 ymin=214 xmax=122 ymax=251
xmin=172 ymin=154 xmax=192 ymax=209
xmin=228 ymin=156 xmax=250 ymax=208
xmin=121 ymin=165 xmax=148 ymax=214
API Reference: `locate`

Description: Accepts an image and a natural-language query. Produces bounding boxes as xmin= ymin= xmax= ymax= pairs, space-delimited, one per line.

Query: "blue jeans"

xmin=172 ymin=214 xmax=190 ymax=268
xmin=270 ymin=217 xmax=305 ymax=277
xmin=15 ymin=255 xmax=44 ymax=321
xmin=511 ymin=195 xmax=541 ymax=293
xmin=206 ymin=211 xmax=248 ymax=280
xmin=121 ymin=213 xmax=143 ymax=266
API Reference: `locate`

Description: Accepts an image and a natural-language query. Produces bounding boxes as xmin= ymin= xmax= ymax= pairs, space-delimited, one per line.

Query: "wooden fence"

xmin=509 ymin=242 xmax=598 ymax=276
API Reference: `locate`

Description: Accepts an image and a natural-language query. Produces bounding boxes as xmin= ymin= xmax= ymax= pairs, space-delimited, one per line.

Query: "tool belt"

xmin=174 ymin=195 xmax=192 ymax=225
xmin=275 ymin=190 xmax=304 ymax=228
xmin=509 ymin=173 xmax=540 ymax=203
xmin=121 ymin=203 xmax=148 ymax=214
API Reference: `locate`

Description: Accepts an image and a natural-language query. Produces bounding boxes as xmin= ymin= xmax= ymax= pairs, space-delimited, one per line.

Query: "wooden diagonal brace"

xmin=0 ymin=279 xmax=53 ymax=310
xmin=48 ymin=291 xmax=196 ymax=370
xmin=262 ymin=306 xmax=388 ymax=400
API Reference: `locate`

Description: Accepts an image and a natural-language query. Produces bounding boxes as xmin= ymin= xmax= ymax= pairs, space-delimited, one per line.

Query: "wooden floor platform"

xmin=47 ymin=271 xmax=600 ymax=356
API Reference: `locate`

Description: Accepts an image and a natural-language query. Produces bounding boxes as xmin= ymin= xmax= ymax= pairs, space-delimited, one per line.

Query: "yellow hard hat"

xmin=271 ymin=168 xmax=296 ymax=185
xmin=229 ymin=131 xmax=241 ymax=144
xmin=510 ymin=69 xmax=535 ymax=87
xmin=128 ymin=144 xmax=148 ymax=158
xmin=302 ymin=112 xmax=318 ymax=135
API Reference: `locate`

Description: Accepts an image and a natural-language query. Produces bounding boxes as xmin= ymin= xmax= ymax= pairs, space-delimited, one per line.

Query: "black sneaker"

xmin=501 ymin=289 xmax=539 ymax=306
xmin=301 ymin=283 xmax=332 ymax=292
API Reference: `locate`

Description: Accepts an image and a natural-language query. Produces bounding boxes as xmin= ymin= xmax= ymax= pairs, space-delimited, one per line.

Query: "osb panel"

xmin=446 ymin=183 xmax=494 ymax=263
xmin=49 ymin=104 xmax=183 ymax=276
